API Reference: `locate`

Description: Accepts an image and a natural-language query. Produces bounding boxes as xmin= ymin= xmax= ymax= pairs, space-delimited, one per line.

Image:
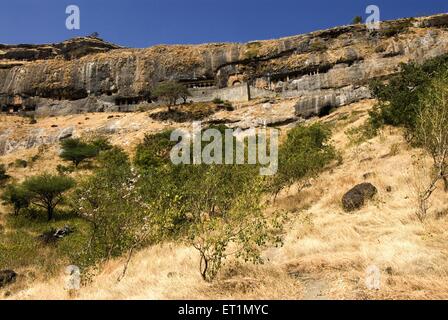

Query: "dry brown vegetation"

xmin=1 ymin=99 xmax=448 ymax=300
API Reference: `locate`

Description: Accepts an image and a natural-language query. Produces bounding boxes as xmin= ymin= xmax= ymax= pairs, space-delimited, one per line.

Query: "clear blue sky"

xmin=1 ymin=0 xmax=447 ymax=47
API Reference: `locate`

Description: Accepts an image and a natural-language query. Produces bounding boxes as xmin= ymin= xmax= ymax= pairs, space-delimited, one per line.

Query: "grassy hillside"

xmin=1 ymin=99 xmax=447 ymax=300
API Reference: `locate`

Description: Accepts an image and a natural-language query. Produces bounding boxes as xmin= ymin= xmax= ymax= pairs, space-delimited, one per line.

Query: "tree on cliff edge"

xmin=352 ymin=16 xmax=363 ymax=24
xmin=152 ymin=81 xmax=191 ymax=112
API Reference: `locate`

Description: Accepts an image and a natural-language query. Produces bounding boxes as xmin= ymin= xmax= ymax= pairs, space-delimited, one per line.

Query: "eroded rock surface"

xmin=1 ymin=14 xmax=448 ymax=116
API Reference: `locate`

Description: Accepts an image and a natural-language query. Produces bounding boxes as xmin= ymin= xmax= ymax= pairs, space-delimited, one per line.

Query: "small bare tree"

xmin=410 ymin=158 xmax=436 ymax=222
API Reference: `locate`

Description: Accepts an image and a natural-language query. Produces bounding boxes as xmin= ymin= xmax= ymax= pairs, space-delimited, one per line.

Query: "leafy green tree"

xmin=270 ymin=123 xmax=336 ymax=198
xmin=23 ymin=173 xmax=75 ymax=220
xmin=134 ymin=128 xmax=285 ymax=282
xmin=1 ymin=184 xmax=31 ymax=215
xmin=369 ymin=54 xmax=448 ymax=138
xmin=180 ymin=164 xmax=284 ymax=282
xmin=60 ymin=138 xmax=99 ymax=167
xmin=152 ymin=81 xmax=191 ymax=111
xmin=411 ymin=71 xmax=448 ymax=221
xmin=74 ymin=148 xmax=158 ymax=279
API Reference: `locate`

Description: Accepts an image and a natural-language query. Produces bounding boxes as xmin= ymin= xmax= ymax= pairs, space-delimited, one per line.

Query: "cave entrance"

xmin=181 ymin=79 xmax=216 ymax=89
xmin=115 ymin=96 xmax=150 ymax=107
xmin=24 ymin=105 xmax=37 ymax=112
xmin=7 ymin=105 xmax=21 ymax=113
xmin=318 ymin=104 xmax=334 ymax=117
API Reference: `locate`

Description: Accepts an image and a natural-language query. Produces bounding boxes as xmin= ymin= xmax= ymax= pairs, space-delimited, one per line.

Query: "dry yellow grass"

xmin=2 ymin=99 xmax=448 ymax=300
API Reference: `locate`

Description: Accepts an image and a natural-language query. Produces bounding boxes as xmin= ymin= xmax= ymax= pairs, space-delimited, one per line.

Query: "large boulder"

xmin=0 ymin=270 xmax=17 ymax=288
xmin=342 ymin=183 xmax=377 ymax=212
xmin=58 ymin=127 xmax=75 ymax=141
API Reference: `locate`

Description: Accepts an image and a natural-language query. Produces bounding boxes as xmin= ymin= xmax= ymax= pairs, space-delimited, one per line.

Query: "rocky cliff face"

xmin=1 ymin=14 xmax=448 ymax=115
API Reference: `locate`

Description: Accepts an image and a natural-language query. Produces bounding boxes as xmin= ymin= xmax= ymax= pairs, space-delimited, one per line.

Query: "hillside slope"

xmin=5 ymin=99 xmax=448 ymax=300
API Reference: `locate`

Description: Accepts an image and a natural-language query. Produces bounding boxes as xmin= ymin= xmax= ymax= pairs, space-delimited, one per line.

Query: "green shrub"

xmin=244 ymin=42 xmax=262 ymax=60
xmin=212 ymin=97 xmax=224 ymax=104
xmin=368 ymin=54 xmax=448 ymax=138
xmin=14 ymin=159 xmax=28 ymax=168
xmin=270 ymin=123 xmax=336 ymax=196
xmin=60 ymin=138 xmax=99 ymax=167
xmin=89 ymin=136 xmax=113 ymax=152
xmin=345 ymin=121 xmax=378 ymax=146
xmin=352 ymin=16 xmax=363 ymax=24
xmin=134 ymin=128 xmax=285 ymax=281
xmin=222 ymin=101 xmax=234 ymax=111
xmin=56 ymin=164 xmax=75 ymax=175
xmin=1 ymin=184 xmax=31 ymax=215
xmin=134 ymin=131 xmax=177 ymax=170
xmin=73 ymin=147 xmax=157 ymax=273
xmin=181 ymin=163 xmax=283 ymax=281
xmin=380 ymin=20 xmax=413 ymax=38
xmin=30 ymin=154 xmax=40 ymax=163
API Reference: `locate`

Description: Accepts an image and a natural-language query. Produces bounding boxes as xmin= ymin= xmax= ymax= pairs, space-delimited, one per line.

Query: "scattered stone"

xmin=51 ymin=124 xmax=58 ymax=128
xmin=436 ymin=210 xmax=448 ymax=219
xmin=54 ymin=225 xmax=73 ymax=238
xmin=385 ymin=267 xmax=393 ymax=275
xmin=342 ymin=183 xmax=378 ymax=212
xmin=39 ymin=225 xmax=74 ymax=244
xmin=58 ymin=127 xmax=74 ymax=140
xmin=0 ymin=270 xmax=17 ymax=288
xmin=363 ymin=172 xmax=375 ymax=180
